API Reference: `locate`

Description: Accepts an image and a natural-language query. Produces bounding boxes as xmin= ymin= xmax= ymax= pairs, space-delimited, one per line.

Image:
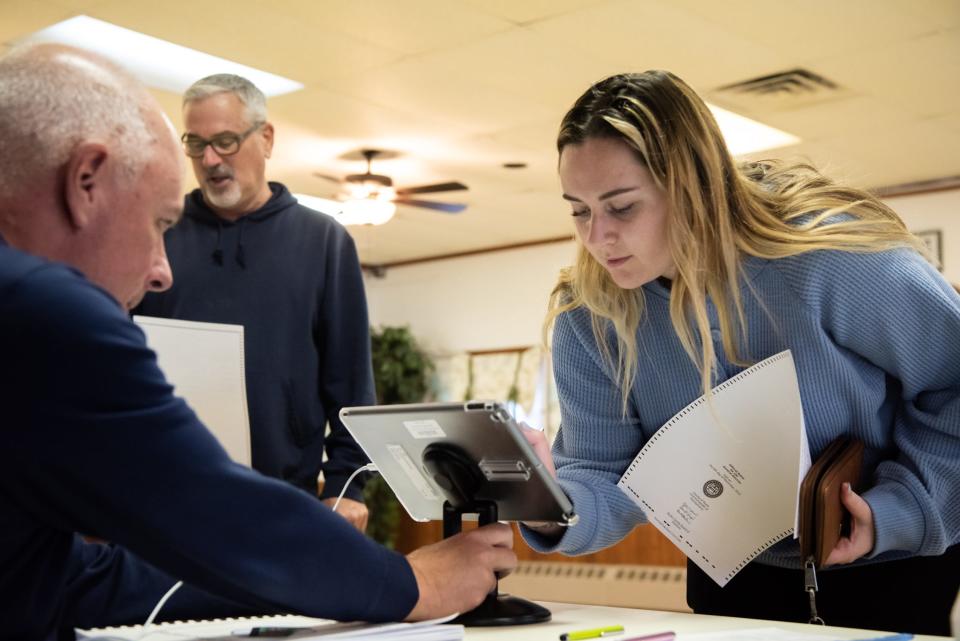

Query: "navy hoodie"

xmin=135 ymin=183 xmax=374 ymax=499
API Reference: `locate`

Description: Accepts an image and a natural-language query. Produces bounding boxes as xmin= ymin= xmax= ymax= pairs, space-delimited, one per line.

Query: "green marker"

xmin=559 ymin=625 xmax=625 ymax=641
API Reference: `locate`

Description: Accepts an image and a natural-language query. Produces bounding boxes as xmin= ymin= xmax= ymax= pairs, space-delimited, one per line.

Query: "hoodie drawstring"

xmin=211 ymin=220 xmax=224 ymax=266
xmin=210 ymin=219 xmax=247 ymax=269
xmin=235 ymin=220 xmax=246 ymax=269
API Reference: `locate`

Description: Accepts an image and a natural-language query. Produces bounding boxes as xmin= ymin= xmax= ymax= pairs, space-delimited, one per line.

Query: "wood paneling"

xmin=392 ymin=512 xmax=686 ymax=566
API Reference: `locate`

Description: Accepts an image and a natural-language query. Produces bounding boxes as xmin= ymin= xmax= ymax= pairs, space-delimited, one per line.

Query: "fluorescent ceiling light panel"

xmin=708 ymin=104 xmax=800 ymax=156
xmin=23 ymin=15 xmax=303 ymax=97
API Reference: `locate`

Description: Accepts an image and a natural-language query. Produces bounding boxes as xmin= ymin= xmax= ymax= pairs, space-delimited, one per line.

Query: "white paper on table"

xmin=679 ymin=627 xmax=839 ymax=641
xmin=77 ymin=614 xmax=462 ymax=640
xmin=618 ymin=350 xmax=809 ymax=587
xmin=134 ymin=315 xmax=251 ymax=466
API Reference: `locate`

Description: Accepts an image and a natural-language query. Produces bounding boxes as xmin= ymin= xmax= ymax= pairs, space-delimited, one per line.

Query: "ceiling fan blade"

xmin=395 ymin=181 xmax=468 ymax=196
xmin=394 ymin=198 xmax=467 ymax=213
xmin=313 ymin=172 xmax=343 ymax=183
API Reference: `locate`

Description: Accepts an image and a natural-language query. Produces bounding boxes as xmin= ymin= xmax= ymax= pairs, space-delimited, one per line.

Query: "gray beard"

xmin=202 ymin=181 xmax=242 ymax=211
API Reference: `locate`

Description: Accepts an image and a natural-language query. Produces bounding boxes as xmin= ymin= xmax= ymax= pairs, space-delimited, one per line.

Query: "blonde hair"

xmin=545 ymin=71 xmax=929 ymax=410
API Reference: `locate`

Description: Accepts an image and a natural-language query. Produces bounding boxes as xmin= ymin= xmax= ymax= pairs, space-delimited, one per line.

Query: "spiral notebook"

xmin=617 ymin=350 xmax=811 ymax=587
xmin=77 ymin=614 xmax=463 ymax=640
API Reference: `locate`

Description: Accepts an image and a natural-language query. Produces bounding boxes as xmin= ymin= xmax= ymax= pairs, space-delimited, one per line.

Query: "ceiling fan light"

xmin=340 ymin=198 xmax=396 ymax=225
xmin=344 ymin=183 xmax=367 ymax=199
xmin=345 ymin=182 xmax=396 ymax=201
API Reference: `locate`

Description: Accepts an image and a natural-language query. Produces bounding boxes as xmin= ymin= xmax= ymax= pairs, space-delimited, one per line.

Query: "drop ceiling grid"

xmin=460 ymin=0 xmax=611 ymax=26
xmin=525 ymin=0 xmax=792 ymax=89
xmin=267 ymin=0 xmax=516 ymax=58
xmin=269 ymin=86 xmax=446 ymax=152
xmin=836 ymin=120 xmax=960 ymax=187
xmin=750 ymin=95 xmax=916 ymax=145
xmin=0 ymin=1 xmax=73 ymax=44
xmin=810 ymin=30 xmax=960 ymax=122
xmin=318 ymin=53 xmax=560 ymax=139
xmin=387 ymin=26 xmax=626 ymax=112
xmin=2 ymin=0 xmax=958 ymax=265
xmin=664 ymin=0 xmax=948 ymax=61
xmin=77 ymin=0 xmax=299 ymax=70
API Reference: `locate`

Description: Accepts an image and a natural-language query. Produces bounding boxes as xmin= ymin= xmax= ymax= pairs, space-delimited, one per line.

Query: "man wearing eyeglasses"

xmin=1 ymin=45 xmax=516 ymax=640
xmin=135 ymin=75 xmax=373 ymax=531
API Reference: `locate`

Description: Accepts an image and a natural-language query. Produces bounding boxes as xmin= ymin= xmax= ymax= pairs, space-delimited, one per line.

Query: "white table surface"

xmin=463 ymin=601 xmax=950 ymax=640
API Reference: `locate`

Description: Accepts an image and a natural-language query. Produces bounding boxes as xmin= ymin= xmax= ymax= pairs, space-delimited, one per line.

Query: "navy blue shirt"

xmin=0 ymin=236 xmax=417 ymax=640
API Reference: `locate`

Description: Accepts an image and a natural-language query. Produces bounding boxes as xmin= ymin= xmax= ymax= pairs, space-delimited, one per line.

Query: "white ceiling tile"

xmin=477 ymin=191 xmax=576 ymax=239
xmin=269 ymin=88 xmax=442 ymax=151
xmin=812 ymin=30 xmax=960 ymax=120
xmin=403 ymin=26 xmax=619 ymax=111
xmin=530 ymin=0 xmax=791 ymax=89
xmin=479 ymin=118 xmax=563 ymax=152
xmin=3 ymin=0 xmax=958 ymax=265
xmin=91 ymin=0 xmax=401 ymax=85
xmin=882 ymin=0 xmax=960 ymax=31
xmin=745 ymin=120 xmax=960 ymax=189
xmin=843 ymin=120 xmax=960 ymax=187
xmin=460 ymin=0 xmax=608 ymax=25
xmin=0 ymin=0 xmax=83 ymax=44
xmin=666 ymin=0 xmax=949 ymax=60
xmin=321 ymin=52 xmax=558 ymax=138
xmin=270 ymin=0 xmax=513 ymax=56
xmin=924 ymin=111 xmax=960 ymax=136
xmin=68 ymin=0 xmax=283 ymax=69
xmin=752 ymin=95 xmax=915 ymax=143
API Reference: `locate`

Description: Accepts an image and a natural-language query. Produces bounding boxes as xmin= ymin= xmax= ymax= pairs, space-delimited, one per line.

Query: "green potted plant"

xmin=363 ymin=325 xmax=434 ymax=549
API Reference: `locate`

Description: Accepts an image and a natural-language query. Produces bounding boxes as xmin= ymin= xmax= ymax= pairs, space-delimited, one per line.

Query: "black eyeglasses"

xmin=180 ymin=122 xmax=263 ymax=158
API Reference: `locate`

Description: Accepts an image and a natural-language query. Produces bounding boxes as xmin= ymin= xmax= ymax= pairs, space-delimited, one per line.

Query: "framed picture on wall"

xmin=914 ymin=229 xmax=943 ymax=270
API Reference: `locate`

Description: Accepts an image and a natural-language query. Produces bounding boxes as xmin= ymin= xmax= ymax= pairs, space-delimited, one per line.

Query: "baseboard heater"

xmin=500 ymin=561 xmax=690 ymax=612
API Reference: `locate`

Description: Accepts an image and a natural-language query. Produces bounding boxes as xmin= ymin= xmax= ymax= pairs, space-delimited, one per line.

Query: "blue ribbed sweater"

xmin=524 ymin=247 xmax=960 ymax=569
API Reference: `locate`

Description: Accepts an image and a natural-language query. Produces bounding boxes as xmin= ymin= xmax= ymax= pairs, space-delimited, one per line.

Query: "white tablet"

xmin=340 ymin=400 xmax=577 ymax=525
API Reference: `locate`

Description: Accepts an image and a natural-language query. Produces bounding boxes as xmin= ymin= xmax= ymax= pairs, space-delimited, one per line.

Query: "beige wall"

xmin=366 ymin=189 xmax=960 ymax=352
xmin=886 ymin=189 xmax=960 ymax=285
xmin=365 ymin=241 xmax=577 ymax=354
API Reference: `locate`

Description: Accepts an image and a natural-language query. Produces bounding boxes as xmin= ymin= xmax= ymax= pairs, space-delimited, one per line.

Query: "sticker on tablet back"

xmin=387 ymin=444 xmax=439 ymax=500
xmin=403 ymin=419 xmax=446 ymax=439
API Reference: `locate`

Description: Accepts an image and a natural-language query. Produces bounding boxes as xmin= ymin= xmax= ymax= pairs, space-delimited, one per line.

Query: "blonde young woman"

xmin=521 ymin=71 xmax=960 ymax=635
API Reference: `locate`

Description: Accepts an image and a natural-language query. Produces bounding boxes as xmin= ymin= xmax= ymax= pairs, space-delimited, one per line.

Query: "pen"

xmin=230 ymin=626 xmax=307 ymax=637
xmin=621 ymin=633 xmax=675 ymax=641
xmin=559 ymin=625 xmax=625 ymax=640
xmin=853 ymin=634 xmax=913 ymax=641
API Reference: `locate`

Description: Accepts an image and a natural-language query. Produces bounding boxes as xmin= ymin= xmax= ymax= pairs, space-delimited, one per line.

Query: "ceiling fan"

xmin=314 ymin=149 xmax=468 ymax=215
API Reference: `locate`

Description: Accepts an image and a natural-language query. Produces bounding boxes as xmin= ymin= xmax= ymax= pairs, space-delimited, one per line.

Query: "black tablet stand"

xmin=422 ymin=442 xmax=552 ymax=626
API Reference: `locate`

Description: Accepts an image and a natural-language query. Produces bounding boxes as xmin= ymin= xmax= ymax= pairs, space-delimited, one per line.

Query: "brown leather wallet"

xmin=798 ymin=436 xmax=864 ymax=567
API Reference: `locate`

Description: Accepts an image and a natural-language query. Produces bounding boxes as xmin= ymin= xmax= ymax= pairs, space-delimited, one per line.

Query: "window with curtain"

xmin=430 ymin=346 xmax=561 ymax=442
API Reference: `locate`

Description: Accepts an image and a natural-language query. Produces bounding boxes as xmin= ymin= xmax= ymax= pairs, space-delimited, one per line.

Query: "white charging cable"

xmin=114 ymin=463 xmax=379 ymax=639
xmin=134 ymin=579 xmax=183 ymax=639
xmin=82 ymin=580 xmax=184 ymax=641
xmin=331 ymin=462 xmax=378 ymax=512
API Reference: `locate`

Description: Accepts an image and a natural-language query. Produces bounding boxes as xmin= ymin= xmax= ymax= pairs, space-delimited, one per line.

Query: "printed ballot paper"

xmin=618 ymin=350 xmax=810 ymax=586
